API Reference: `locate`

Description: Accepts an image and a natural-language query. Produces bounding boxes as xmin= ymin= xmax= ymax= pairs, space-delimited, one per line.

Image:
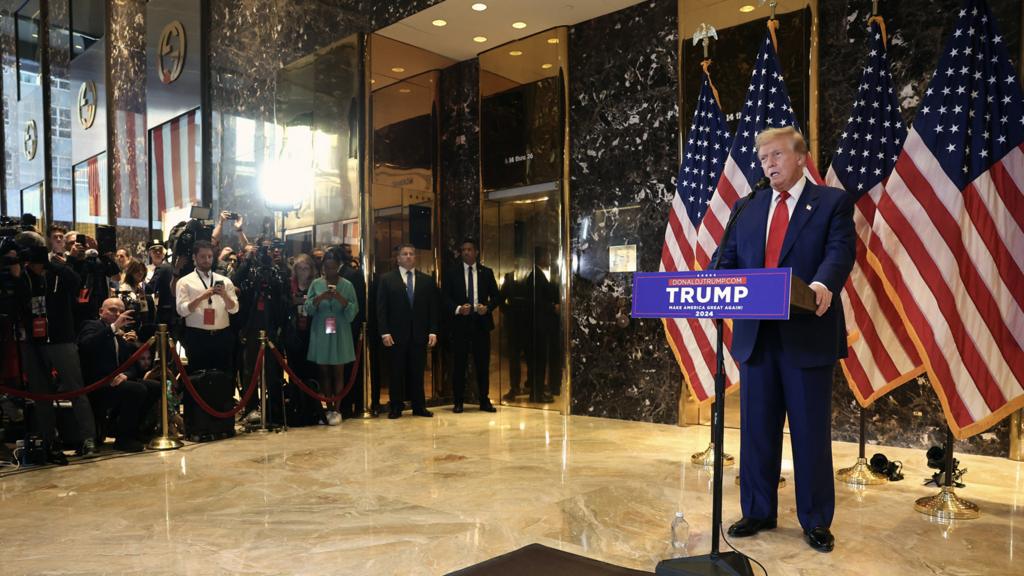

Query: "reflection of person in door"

xmin=525 ymin=247 xmax=558 ymax=403
xmin=500 ymin=268 xmax=529 ymax=402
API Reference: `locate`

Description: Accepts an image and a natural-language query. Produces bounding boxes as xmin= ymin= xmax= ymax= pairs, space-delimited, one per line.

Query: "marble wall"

xmin=818 ymin=0 xmax=1021 ymax=457
xmin=438 ymin=58 xmax=480 ymax=263
xmin=568 ymin=0 xmax=681 ymax=424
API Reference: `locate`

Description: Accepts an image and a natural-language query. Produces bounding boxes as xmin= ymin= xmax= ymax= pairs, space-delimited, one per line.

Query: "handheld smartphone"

xmin=214 ymin=280 xmax=224 ymax=288
xmin=327 ymin=284 xmax=336 ymax=292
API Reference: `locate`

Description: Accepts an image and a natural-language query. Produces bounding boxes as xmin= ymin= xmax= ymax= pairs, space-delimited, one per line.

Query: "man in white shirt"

xmin=175 ymin=240 xmax=238 ymax=373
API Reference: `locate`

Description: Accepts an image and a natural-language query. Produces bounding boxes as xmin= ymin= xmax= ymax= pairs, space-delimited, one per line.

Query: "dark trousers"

xmin=22 ymin=342 xmax=95 ymax=448
xmin=92 ymin=380 xmax=161 ymax=442
xmin=503 ymin=310 xmax=528 ymax=394
xmin=181 ymin=327 xmax=235 ymax=376
xmin=241 ymin=328 xmax=283 ymax=418
xmin=738 ymin=322 xmax=835 ymax=532
xmin=452 ymin=324 xmax=492 ymax=405
xmin=385 ymin=339 xmax=427 ymax=412
xmin=528 ymin=321 xmax=549 ymax=400
xmin=339 ymin=325 xmax=364 ymax=417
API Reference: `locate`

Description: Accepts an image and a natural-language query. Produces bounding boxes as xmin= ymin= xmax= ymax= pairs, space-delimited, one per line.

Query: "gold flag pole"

xmin=688 ymin=22 xmax=734 ymax=469
xmin=761 ymin=0 xmax=780 ymax=51
xmin=148 ymin=324 xmax=183 ymax=450
xmin=915 ymin=426 xmax=979 ymax=519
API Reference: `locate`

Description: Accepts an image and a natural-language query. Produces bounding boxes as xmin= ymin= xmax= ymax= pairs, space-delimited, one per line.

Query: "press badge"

xmin=325 ymin=316 xmax=337 ymax=334
xmin=77 ymin=286 xmax=91 ymax=304
xmin=32 ymin=317 xmax=47 ymax=339
xmin=203 ymin=308 xmax=216 ymax=326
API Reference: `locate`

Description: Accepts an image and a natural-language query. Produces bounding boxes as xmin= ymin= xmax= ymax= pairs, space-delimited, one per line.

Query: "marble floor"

xmin=1 ymin=407 xmax=1021 ymax=575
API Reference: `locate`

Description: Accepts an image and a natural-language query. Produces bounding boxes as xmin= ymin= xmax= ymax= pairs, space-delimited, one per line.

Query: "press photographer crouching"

xmin=175 ymin=240 xmax=238 ymax=373
xmin=232 ymin=237 xmax=290 ymax=424
xmin=78 ymin=298 xmax=161 ymax=452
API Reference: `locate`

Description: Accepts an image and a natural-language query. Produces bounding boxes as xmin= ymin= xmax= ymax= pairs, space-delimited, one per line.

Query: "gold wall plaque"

xmin=78 ymin=80 xmax=97 ymax=129
xmin=158 ymin=20 xmax=187 ymax=84
xmin=23 ymin=120 xmax=37 ymax=160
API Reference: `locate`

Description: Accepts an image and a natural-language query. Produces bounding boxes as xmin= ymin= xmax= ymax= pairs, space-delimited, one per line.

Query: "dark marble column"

xmin=439 ymin=58 xmax=480 ymax=262
xmin=818 ymin=0 xmax=1021 ymax=457
xmin=1 ymin=1 xmax=16 ymax=201
xmin=568 ymin=0 xmax=681 ymax=424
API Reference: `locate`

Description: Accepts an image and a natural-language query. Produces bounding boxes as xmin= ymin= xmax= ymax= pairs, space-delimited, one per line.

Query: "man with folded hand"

xmin=78 ymin=298 xmax=161 ymax=452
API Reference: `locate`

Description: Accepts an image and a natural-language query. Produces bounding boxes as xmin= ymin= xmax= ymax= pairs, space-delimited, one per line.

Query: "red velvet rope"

xmin=0 ymin=338 xmax=155 ymax=401
xmin=172 ymin=345 xmax=263 ymax=419
xmin=269 ymin=334 xmax=363 ymax=404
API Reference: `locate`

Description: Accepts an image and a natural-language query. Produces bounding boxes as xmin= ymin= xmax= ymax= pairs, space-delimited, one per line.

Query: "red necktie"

xmin=764 ymin=190 xmax=791 ymax=268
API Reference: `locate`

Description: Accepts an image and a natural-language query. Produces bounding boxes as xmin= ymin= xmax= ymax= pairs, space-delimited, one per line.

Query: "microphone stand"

xmin=657 ymin=180 xmax=767 ymax=576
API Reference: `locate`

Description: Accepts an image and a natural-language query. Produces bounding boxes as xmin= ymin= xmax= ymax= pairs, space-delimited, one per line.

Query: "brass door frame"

xmin=478 ymin=26 xmax=571 ymax=415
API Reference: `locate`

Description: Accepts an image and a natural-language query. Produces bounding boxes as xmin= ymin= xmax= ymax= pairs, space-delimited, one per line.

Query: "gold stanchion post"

xmin=148 ymin=324 xmax=183 ymax=451
xmin=1010 ymin=409 xmax=1023 ymax=462
xmin=360 ymin=323 xmax=375 ymax=419
xmin=254 ymin=329 xmax=271 ymax=433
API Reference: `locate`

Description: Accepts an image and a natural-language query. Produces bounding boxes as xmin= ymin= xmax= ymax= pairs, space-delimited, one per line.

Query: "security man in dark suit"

xmin=715 ymin=126 xmax=855 ymax=553
xmin=376 ymin=243 xmax=439 ymax=419
xmin=443 ymin=238 xmax=499 ymax=413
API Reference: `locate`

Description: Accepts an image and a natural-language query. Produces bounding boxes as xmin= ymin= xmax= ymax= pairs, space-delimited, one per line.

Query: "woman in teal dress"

xmin=304 ymin=248 xmax=359 ymax=425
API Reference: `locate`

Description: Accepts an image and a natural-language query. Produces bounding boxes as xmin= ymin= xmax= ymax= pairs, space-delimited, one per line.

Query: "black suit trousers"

xmin=386 ymin=341 xmax=427 ymax=411
xmin=451 ymin=321 xmax=491 ymax=404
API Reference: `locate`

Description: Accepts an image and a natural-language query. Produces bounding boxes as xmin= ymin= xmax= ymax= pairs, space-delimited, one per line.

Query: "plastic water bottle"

xmin=670 ymin=511 xmax=690 ymax=557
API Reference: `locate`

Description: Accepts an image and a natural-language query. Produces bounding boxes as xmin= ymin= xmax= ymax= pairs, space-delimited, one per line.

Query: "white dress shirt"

xmin=175 ymin=268 xmax=238 ymax=330
xmin=455 ymin=262 xmax=479 ymax=314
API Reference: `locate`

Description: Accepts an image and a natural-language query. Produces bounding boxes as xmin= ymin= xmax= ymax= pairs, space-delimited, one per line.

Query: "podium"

xmin=632 ymin=267 xmax=814 ymax=576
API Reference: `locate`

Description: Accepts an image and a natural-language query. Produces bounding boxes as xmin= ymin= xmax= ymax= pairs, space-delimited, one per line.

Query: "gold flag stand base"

xmin=914 ymin=486 xmax=980 ymax=520
xmin=836 ymin=457 xmax=887 ymax=485
xmin=691 ymin=442 xmax=735 ymax=467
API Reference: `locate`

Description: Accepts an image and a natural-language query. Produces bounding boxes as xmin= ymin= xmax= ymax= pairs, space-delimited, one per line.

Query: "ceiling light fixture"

xmin=432 ymin=19 xmax=447 ymax=27
xmin=399 ymin=88 xmax=412 ymax=93
xmin=739 ymin=5 xmax=756 ymax=12
xmin=547 ymin=37 xmax=559 ymax=44
xmin=509 ymin=50 xmax=523 ymax=56
xmin=391 ymin=67 xmax=405 ymax=73
xmin=473 ymin=36 xmax=488 ymax=43
xmin=512 ymin=21 xmax=527 ymax=29
xmin=541 ymin=63 xmax=553 ymax=69
xmin=471 ymin=3 xmax=487 ymax=11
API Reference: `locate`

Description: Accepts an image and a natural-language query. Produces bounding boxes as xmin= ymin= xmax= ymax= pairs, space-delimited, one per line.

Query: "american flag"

xmin=869 ymin=0 xmax=1024 ymax=438
xmin=661 ymin=74 xmax=733 ymax=403
xmin=150 ymin=108 xmax=200 ymax=224
xmin=688 ymin=30 xmax=821 ymax=402
xmin=825 ymin=21 xmax=924 ymax=406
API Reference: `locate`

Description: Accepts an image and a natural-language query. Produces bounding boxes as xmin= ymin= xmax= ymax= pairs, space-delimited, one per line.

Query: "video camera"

xmin=0 ymin=216 xmax=27 ymax=239
xmin=115 ymin=290 xmax=143 ymax=331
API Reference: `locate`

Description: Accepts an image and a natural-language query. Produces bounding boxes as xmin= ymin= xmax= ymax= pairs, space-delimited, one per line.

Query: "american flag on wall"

xmin=661 ymin=74 xmax=734 ymax=403
xmin=687 ymin=29 xmax=822 ymax=402
xmin=869 ymin=0 xmax=1024 ymax=438
xmin=825 ymin=21 xmax=924 ymax=406
xmin=150 ymin=108 xmax=200 ymax=222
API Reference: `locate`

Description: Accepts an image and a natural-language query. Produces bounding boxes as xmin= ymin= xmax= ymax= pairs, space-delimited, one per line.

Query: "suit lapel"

xmin=745 ymin=191 xmax=772 ymax=268
xmin=778 ymin=184 xmax=821 ymax=266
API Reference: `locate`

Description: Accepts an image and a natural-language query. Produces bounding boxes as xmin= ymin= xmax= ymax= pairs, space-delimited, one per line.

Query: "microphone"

xmin=754 ymin=176 xmax=770 ymax=191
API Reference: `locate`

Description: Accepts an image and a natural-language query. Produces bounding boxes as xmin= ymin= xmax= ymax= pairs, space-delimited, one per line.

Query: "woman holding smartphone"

xmin=304 ymin=248 xmax=359 ymax=425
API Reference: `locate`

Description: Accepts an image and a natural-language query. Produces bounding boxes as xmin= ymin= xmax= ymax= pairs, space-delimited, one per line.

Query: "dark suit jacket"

xmin=376 ymin=268 xmax=439 ymax=346
xmin=715 ymin=181 xmax=856 ymax=368
xmin=77 ymin=319 xmax=141 ymax=384
xmin=443 ymin=263 xmax=500 ymax=333
xmin=145 ymin=262 xmax=175 ymax=318
xmin=341 ymin=264 xmax=366 ymax=328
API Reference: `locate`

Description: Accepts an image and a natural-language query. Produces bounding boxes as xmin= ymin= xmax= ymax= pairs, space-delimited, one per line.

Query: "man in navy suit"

xmin=443 ymin=238 xmax=500 ymax=413
xmin=716 ymin=126 xmax=855 ymax=553
xmin=376 ymin=244 xmax=439 ymax=419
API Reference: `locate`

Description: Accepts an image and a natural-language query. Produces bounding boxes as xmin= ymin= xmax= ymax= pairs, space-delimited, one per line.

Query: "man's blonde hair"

xmin=755 ymin=126 xmax=808 ymax=155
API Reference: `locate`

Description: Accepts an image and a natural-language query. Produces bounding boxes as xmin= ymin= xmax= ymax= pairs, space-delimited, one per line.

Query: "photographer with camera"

xmin=64 ymin=231 xmax=121 ymax=331
xmin=175 ymin=240 xmax=238 ymax=373
xmin=118 ymin=258 xmax=157 ymax=342
xmin=18 ymin=244 xmax=97 ymax=461
xmin=78 ymin=298 xmax=161 ymax=452
xmin=212 ymin=211 xmax=249 ymax=254
xmin=231 ymin=236 xmax=290 ymax=424
xmin=144 ymin=240 xmax=176 ymax=329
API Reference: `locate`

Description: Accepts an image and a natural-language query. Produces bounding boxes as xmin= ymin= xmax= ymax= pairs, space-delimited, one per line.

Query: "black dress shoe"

xmin=412 ymin=408 xmax=433 ymax=417
xmin=727 ymin=517 xmax=777 ymax=538
xmin=804 ymin=526 xmax=834 ymax=553
xmin=479 ymin=402 xmax=497 ymax=413
xmin=387 ymin=410 xmax=402 ymax=419
xmin=113 ymin=439 xmax=145 ymax=453
xmin=46 ymin=450 xmax=69 ymax=466
xmin=453 ymin=403 xmax=464 ymax=413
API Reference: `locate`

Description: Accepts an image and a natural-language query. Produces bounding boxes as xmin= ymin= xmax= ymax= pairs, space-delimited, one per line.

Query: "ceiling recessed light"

xmin=432 ymin=19 xmax=447 ymax=27
xmin=541 ymin=63 xmax=553 ymax=69
xmin=739 ymin=5 xmax=756 ymax=12
xmin=391 ymin=67 xmax=405 ymax=73
xmin=473 ymin=36 xmax=488 ymax=43
xmin=509 ymin=50 xmax=523 ymax=56
xmin=547 ymin=37 xmax=559 ymax=44
xmin=512 ymin=21 xmax=527 ymax=29
xmin=471 ymin=3 xmax=487 ymax=11
xmin=398 ymin=88 xmax=411 ymax=93
xmin=371 ymin=79 xmax=376 ymax=84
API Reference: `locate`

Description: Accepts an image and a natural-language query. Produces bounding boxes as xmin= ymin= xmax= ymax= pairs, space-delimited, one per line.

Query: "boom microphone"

xmin=754 ymin=176 xmax=770 ymax=191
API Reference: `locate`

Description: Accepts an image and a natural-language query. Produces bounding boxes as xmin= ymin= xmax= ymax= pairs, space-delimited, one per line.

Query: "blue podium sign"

xmin=631 ymin=269 xmax=793 ymax=320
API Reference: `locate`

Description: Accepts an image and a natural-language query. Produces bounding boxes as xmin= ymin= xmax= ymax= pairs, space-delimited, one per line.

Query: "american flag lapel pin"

xmin=805 ymin=204 xmax=811 ymax=211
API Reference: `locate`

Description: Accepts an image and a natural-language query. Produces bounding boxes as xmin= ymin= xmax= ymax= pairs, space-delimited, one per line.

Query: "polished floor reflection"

xmin=1 ymin=408 xmax=1021 ymax=575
